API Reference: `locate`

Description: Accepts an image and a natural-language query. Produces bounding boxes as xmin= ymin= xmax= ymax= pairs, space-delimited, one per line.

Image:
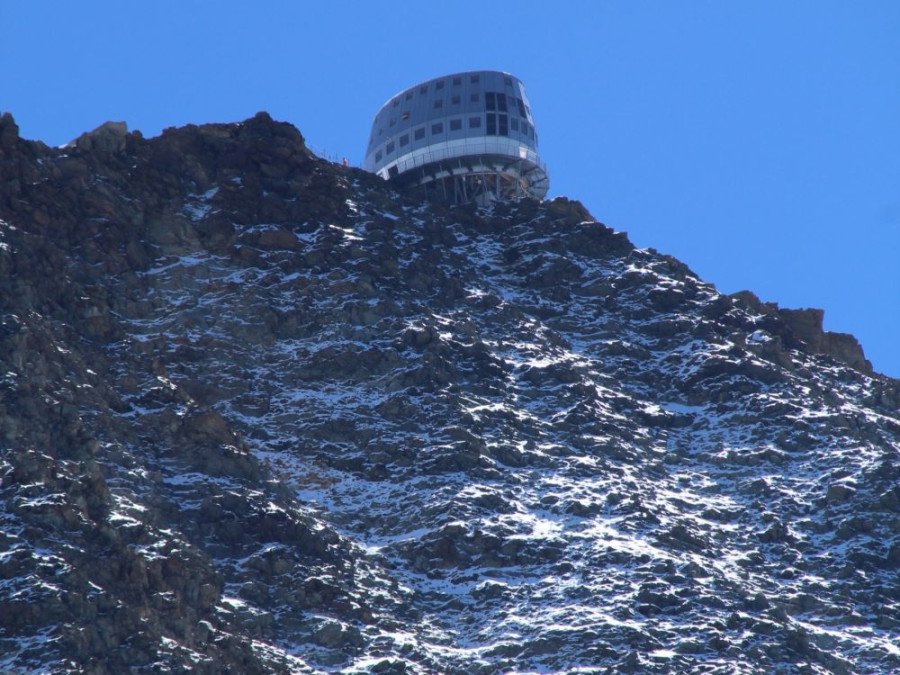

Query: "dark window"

xmin=486 ymin=113 xmax=496 ymax=135
xmin=522 ymin=122 xmax=530 ymax=137
xmin=485 ymin=92 xmax=496 ymax=111
xmin=470 ymin=74 xmax=479 ymax=83
xmin=420 ymin=86 xmax=428 ymax=94
xmin=469 ymin=116 xmax=481 ymax=128
xmin=497 ymin=93 xmax=507 ymax=112
xmin=449 ymin=118 xmax=462 ymax=131
xmin=470 ymin=93 xmax=479 ymax=103
xmin=375 ymin=150 xmax=382 ymax=162
xmin=499 ymin=114 xmax=508 ymax=136
xmin=386 ymin=141 xmax=394 ymax=153
xmin=388 ymin=165 xmax=399 ymax=178
xmin=431 ymin=122 xmax=443 ymax=134
xmin=401 ymin=111 xmax=410 ymax=120
xmin=414 ymin=127 xmax=425 ymax=140
xmin=436 ymin=80 xmax=444 ymax=90
xmin=452 ymin=77 xmax=461 ymax=86
xmin=433 ymin=99 xmax=443 ymax=109
xmin=451 ymin=95 xmax=460 ymax=105
xmin=389 ymin=118 xmax=395 ymax=127
xmin=510 ymin=117 xmax=519 ymax=131
xmin=399 ymin=133 xmax=409 ymax=147
xmin=517 ymin=98 xmax=526 ymax=117
xmin=504 ymin=76 xmax=513 ymax=86
xmin=393 ymin=99 xmax=399 ymax=107
xmin=406 ymin=92 xmax=413 ymax=100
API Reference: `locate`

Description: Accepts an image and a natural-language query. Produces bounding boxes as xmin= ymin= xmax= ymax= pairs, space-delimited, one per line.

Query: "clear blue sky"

xmin=4 ymin=2 xmax=899 ymax=377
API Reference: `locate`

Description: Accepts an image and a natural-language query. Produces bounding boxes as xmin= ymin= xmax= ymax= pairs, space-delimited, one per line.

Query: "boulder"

xmin=74 ymin=121 xmax=129 ymax=153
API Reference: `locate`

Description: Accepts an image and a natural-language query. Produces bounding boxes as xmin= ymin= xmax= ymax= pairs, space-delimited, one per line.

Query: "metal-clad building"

xmin=363 ymin=70 xmax=549 ymax=204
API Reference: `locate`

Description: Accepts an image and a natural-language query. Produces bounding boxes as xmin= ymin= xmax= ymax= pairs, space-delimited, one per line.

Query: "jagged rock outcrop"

xmin=1 ymin=111 xmax=898 ymax=673
xmin=731 ymin=290 xmax=873 ymax=374
xmin=72 ymin=121 xmax=129 ymax=154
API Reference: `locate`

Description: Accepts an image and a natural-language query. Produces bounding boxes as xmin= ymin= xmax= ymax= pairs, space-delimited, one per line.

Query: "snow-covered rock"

xmin=0 ymin=112 xmax=898 ymax=673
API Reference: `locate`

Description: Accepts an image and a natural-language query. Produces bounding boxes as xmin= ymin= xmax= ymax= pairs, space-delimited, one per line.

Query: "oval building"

xmin=363 ymin=70 xmax=549 ymax=204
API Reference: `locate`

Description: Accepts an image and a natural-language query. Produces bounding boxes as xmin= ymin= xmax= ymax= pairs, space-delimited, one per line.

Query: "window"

xmin=521 ymin=122 xmax=530 ymax=138
xmin=399 ymin=133 xmax=409 ymax=147
xmin=436 ymin=80 xmax=444 ymax=90
xmin=414 ymin=127 xmax=425 ymax=140
xmin=499 ymin=114 xmax=508 ymax=136
xmin=452 ymin=76 xmax=461 ymax=86
xmin=386 ymin=141 xmax=394 ymax=154
xmin=486 ymin=113 xmax=496 ymax=135
xmin=497 ymin=93 xmax=507 ymax=112
xmin=504 ymin=76 xmax=513 ymax=86
xmin=470 ymin=93 xmax=479 ymax=103
xmin=431 ymin=122 xmax=443 ymax=134
xmin=449 ymin=118 xmax=462 ymax=131
xmin=517 ymin=98 xmax=526 ymax=117
xmin=485 ymin=92 xmax=496 ymax=111
xmin=433 ymin=99 xmax=443 ymax=109
xmin=401 ymin=111 xmax=410 ymax=120
xmin=388 ymin=165 xmax=399 ymax=178
xmin=470 ymin=74 xmax=479 ymax=83
xmin=406 ymin=92 xmax=413 ymax=100
xmin=510 ymin=117 xmax=519 ymax=131
xmin=451 ymin=95 xmax=460 ymax=105
xmin=393 ymin=99 xmax=399 ymax=107
xmin=375 ymin=150 xmax=382 ymax=162
xmin=420 ymin=85 xmax=428 ymax=94
xmin=469 ymin=116 xmax=481 ymax=128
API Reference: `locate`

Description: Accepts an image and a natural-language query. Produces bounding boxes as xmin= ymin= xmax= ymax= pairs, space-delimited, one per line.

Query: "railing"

xmin=377 ymin=137 xmax=547 ymax=182
xmin=308 ymin=145 xmax=355 ymax=167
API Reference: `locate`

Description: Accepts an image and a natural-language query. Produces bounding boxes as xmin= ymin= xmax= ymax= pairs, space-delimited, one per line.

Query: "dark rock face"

xmin=1 ymin=112 xmax=898 ymax=673
xmin=731 ymin=290 xmax=873 ymax=374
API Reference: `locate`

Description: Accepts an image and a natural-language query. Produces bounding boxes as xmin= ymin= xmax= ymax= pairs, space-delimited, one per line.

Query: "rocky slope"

xmin=1 ymin=111 xmax=898 ymax=674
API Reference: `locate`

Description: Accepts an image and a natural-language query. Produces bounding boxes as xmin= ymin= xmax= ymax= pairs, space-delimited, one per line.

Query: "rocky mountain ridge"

xmin=1 ymin=111 xmax=898 ymax=673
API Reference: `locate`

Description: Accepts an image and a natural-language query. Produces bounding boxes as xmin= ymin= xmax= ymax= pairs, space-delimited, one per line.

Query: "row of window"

xmin=373 ymin=114 xmax=536 ymax=163
xmin=390 ymin=74 xmax=516 ymax=107
xmin=379 ymin=93 xmax=531 ymax=136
